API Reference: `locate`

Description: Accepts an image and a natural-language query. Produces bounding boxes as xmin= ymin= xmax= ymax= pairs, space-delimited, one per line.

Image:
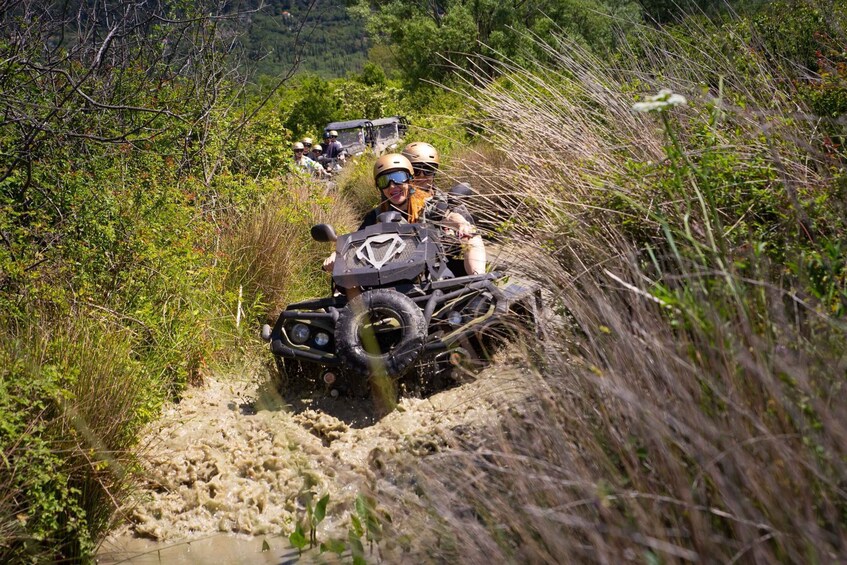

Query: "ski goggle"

xmin=413 ymin=166 xmax=437 ymax=178
xmin=375 ymin=170 xmax=412 ymax=190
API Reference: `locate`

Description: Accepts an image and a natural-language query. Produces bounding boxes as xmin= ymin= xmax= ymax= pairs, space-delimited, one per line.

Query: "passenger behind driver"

xmin=322 ymin=152 xmax=486 ymax=278
xmin=401 ymin=142 xmax=486 ymax=276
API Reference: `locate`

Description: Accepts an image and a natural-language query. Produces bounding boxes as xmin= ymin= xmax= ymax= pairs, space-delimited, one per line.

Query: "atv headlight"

xmin=314 ymin=332 xmax=330 ymax=347
xmin=447 ymin=310 xmax=463 ymax=326
xmin=290 ymin=323 xmax=310 ymax=344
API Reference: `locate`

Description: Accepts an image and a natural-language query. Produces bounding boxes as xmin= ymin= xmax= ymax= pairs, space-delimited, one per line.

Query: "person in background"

xmin=301 ymin=137 xmax=314 ymax=155
xmin=292 ymin=141 xmax=325 ymax=178
xmin=308 ymin=143 xmax=323 ymax=163
xmin=323 ymin=130 xmax=345 ymax=160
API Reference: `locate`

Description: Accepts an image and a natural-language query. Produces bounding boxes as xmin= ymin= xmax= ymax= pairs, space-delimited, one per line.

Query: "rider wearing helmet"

xmin=323 ymin=154 xmax=415 ymax=275
xmin=324 ymin=130 xmax=345 ymax=159
xmin=293 ymin=141 xmax=325 ymax=177
xmin=356 ymin=153 xmax=416 ymax=227
xmin=400 ymin=142 xmax=486 ymax=276
xmin=323 ymin=150 xmax=485 ymax=277
xmin=309 ymin=143 xmax=323 ymax=163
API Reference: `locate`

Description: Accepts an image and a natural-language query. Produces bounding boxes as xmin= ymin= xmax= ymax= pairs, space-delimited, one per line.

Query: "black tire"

xmin=336 ymin=289 xmax=427 ymax=378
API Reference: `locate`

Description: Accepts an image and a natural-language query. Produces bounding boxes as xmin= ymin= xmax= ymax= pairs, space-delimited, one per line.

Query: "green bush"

xmin=0 ymin=314 xmax=158 ymax=562
xmin=220 ymin=175 xmax=358 ymax=322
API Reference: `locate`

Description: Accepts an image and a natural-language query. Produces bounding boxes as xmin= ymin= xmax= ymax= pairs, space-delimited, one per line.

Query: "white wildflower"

xmin=632 ymin=89 xmax=687 ymax=113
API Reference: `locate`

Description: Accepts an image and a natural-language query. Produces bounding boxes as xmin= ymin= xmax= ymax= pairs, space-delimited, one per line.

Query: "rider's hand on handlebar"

xmin=443 ymin=212 xmax=477 ymax=240
xmin=322 ymin=251 xmax=336 ymax=273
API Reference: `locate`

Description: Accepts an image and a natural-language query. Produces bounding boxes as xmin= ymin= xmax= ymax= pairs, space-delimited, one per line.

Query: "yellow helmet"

xmin=402 ymin=142 xmax=440 ymax=170
xmin=373 ymin=153 xmax=414 ymax=180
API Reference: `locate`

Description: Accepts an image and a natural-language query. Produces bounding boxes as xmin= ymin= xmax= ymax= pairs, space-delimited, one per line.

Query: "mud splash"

xmin=98 ymin=351 xmax=535 ymax=563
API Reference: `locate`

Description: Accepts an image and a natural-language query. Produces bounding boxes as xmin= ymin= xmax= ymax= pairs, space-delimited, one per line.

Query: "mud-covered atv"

xmin=260 ymin=189 xmax=540 ymax=401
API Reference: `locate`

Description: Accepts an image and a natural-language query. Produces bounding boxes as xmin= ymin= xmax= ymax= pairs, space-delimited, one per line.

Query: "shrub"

xmin=220 ymin=176 xmax=358 ymax=322
xmin=0 ymin=313 xmax=157 ymax=562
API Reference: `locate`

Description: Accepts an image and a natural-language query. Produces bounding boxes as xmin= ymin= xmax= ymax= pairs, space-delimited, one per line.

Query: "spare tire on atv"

xmin=336 ymin=289 xmax=427 ymax=378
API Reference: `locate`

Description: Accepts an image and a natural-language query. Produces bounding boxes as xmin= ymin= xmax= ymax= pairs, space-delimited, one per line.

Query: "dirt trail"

xmin=97 ymin=350 xmax=535 ymax=563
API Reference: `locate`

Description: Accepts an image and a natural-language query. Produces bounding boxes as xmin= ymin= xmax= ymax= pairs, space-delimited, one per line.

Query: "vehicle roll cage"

xmin=324 ymin=116 xmax=409 ymax=155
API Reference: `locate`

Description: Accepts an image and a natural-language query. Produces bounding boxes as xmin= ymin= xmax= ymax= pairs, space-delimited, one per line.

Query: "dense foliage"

xmin=346 ymin=0 xmax=644 ymax=86
xmin=1 ymin=0 xmax=845 ymax=560
xmin=0 ymin=0 xmax=348 ymax=559
xmin=373 ymin=1 xmax=847 ymax=561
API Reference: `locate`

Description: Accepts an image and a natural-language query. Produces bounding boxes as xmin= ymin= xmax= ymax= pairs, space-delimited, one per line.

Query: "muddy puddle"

xmin=97 ymin=350 xmax=536 ymax=564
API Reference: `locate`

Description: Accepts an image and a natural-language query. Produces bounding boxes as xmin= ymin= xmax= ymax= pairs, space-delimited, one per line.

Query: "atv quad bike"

xmin=260 ymin=187 xmax=541 ymax=405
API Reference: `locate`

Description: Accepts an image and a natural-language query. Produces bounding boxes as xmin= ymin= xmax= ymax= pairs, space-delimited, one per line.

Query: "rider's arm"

xmin=306 ymin=157 xmax=326 ymax=177
xmin=463 ymin=234 xmax=486 ymax=275
xmin=443 ymin=211 xmax=486 ymax=275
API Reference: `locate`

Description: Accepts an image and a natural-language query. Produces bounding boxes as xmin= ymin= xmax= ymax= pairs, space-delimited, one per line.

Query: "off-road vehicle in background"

xmin=323 ymin=116 xmax=408 ymax=157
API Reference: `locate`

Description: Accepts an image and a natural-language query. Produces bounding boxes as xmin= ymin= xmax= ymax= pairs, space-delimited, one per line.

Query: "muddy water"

xmin=97 ymin=352 xmax=534 ymax=564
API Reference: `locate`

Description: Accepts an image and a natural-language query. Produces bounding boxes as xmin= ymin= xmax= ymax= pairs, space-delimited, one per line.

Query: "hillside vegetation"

xmin=1 ymin=0 xmax=846 ymax=561
xmin=241 ymin=0 xmax=370 ymax=78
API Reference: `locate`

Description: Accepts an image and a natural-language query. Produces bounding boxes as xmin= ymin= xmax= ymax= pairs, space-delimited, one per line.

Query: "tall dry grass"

xmin=374 ymin=19 xmax=847 ymax=563
xmin=221 ymin=176 xmax=359 ymax=321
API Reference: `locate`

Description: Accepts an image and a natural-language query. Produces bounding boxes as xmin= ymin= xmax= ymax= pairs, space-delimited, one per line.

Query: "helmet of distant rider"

xmin=329 ymin=130 xmax=339 ymax=138
xmin=313 ymin=143 xmax=323 ymax=152
xmin=373 ymin=153 xmax=414 ymax=184
xmin=292 ymin=141 xmax=305 ymax=151
xmin=302 ymin=137 xmax=313 ymax=147
xmin=402 ymin=142 xmax=440 ymax=171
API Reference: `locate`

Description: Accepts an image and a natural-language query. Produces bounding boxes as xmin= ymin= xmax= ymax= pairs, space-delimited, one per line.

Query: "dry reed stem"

xmin=371 ymin=21 xmax=847 ymax=563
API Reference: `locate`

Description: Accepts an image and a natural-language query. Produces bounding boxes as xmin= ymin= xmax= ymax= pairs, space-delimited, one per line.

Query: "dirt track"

xmin=97 ymin=347 xmax=536 ymax=563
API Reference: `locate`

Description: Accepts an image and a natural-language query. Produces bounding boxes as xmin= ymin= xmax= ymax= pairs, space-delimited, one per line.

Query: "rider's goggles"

xmin=413 ymin=165 xmax=437 ymax=178
xmin=375 ymin=170 xmax=412 ymax=190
